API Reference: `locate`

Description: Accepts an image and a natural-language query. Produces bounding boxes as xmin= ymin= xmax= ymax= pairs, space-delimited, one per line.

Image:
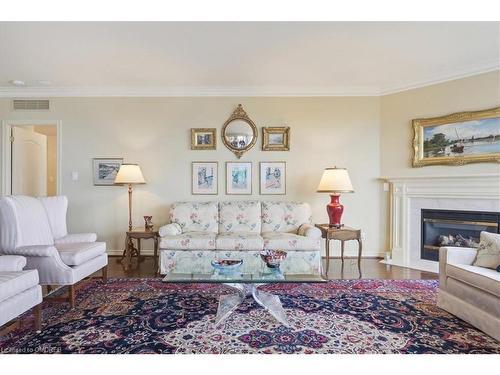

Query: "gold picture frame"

xmin=191 ymin=128 xmax=217 ymax=150
xmin=262 ymin=126 xmax=290 ymax=151
xmin=412 ymin=107 xmax=500 ymax=167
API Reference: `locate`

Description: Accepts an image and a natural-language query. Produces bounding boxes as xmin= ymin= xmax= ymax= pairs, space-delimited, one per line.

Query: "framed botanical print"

xmin=260 ymin=162 xmax=286 ymax=195
xmin=192 ymin=161 xmax=218 ymax=195
xmin=226 ymin=162 xmax=252 ymax=195
xmin=413 ymin=107 xmax=500 ymax=167
xmin=191 ymin=128 xmax=217 ymax=150
xmin=93 ymin=158 xmax=123 ymax=186
xmin=262 ymin=126 xmax=290 ymax=151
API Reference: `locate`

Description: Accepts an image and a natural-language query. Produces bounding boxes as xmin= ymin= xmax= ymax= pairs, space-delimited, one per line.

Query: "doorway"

xmin=1 ymin=121 xmax=61 ymax=197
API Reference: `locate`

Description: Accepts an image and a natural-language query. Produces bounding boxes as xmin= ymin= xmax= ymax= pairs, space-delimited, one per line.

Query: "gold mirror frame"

xmin=221 ymin=104 xmax=258 ymax=159
xmin=412 ymin=106 xmax=500 ymax=167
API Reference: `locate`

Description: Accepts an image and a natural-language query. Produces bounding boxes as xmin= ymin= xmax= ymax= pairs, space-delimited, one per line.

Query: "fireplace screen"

xmin=421 ymin=209 xmax=500 ymax=261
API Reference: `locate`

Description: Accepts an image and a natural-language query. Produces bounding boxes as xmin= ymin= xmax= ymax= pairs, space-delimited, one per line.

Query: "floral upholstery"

xmin=169 ymin=202 xmax=218 ymax=233
xmin=219 ymin=201 xmax=261 ymax=233
xmin=262 ymin=232 xmax=321 ymax=251
xmin=216 ymin=232 xmax=264 ymax=251
xmin=261 ymin=201 xmax=312 ymax=233
xmin=159 ymin=231 xmax=216 ymax=250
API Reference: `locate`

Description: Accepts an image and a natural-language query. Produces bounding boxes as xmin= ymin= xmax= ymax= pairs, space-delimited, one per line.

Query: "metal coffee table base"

xmin=215 ymin=283 xmax=289 ymax=327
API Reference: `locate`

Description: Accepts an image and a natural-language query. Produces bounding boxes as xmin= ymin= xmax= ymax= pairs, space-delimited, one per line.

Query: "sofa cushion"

xmin=160 ymin=232 xmax=216 ymax=250
xmin=219 ymin=201 xmax=261 ymax=233
xmin=216 ymin=232 xmax=264 ymax=251
xmin=447 ymin=263 xmax=500 ymax=298
xmin=170 ymin=202 xmax=218 ymax=233
xmin=262 ymin=232 xmax=321 ymax=251
xmin=473 ymin=231 xmax=500 ymax=270
xmin=0 ymin=270 xmax=39 ymax=303
xmin=56 ymin=242 xmax=107 ymax=266
xmin=261 ymin=201 xmax=312 ymax=233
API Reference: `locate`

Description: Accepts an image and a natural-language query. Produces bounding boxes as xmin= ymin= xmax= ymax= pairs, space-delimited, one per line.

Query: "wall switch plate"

xmin=71 ymin=171 xmax=79 ymax=181
xmin=383 ymin=182 xmax=390 ymax=192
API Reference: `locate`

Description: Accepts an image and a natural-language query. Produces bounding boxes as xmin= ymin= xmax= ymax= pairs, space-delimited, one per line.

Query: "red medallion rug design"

xmin=0 ymin=278 xmax=499 ymax=354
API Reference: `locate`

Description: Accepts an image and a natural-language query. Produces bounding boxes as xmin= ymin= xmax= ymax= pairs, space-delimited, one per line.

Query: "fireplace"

xmin=421 ymin=209 xmax=500 ymax=261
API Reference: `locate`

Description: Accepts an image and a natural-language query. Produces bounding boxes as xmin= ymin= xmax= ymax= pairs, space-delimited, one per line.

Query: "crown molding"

xmin=379 ymin=61 xmax=500 ymax=95
xmin=0 ymin=66 xmax=498 ymax=98
xmin=0 ymin=86 xmax=380 ymax=98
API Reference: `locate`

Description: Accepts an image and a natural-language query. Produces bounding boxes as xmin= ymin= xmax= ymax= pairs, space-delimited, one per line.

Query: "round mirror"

xmin=222 ymin=105 xmax=257 ymax=158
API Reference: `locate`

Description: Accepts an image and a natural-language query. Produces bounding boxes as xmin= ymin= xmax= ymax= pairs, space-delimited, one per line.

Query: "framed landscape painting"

xmin=93 ymin=158 xmax=123 ymax=186
xmin=192 ymin=161 xmax=218 ymax=194
xmin=226 ymin=162 xmax=252 ymax=195
xmin=412 ymin=107 xmax=500 ymax=167
xmin=191 ymin=128 xmax=216 ymax=150
xmin=260 ymin=162 xmax=286 ymax=195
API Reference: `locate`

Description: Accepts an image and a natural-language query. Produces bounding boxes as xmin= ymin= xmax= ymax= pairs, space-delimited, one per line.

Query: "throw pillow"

xmin=473 ymin=231 xmax=500 ymax=269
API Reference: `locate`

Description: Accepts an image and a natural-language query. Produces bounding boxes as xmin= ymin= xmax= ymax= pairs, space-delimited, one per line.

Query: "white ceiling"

xmin=0 ymin=22 xmax=499 ymax=97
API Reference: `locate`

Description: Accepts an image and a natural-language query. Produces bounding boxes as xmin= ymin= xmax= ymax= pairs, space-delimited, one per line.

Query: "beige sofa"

xmin=438 ymin=246 xmax=500 ymax=342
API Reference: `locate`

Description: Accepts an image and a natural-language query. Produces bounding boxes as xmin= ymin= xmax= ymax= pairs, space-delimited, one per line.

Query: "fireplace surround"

xmin=383 ymin=174 xmax=500 ymax=273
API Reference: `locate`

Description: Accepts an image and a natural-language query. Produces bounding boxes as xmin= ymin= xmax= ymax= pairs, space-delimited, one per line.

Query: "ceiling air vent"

xmin=12 ymin=99 xmax=50 ymax=111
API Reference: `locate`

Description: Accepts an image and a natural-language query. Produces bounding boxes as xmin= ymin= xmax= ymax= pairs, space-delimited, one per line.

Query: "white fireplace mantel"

xmin=382 ymin=173 xmax=500 ymax=273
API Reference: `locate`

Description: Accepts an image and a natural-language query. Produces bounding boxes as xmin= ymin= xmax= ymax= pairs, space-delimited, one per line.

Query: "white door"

xmin=11 ymin=126 xmax=47 ymax=196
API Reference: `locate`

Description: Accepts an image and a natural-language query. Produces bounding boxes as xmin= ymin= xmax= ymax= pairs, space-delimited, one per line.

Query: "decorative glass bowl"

xmin=211 ymin=259 xmax=243 ymax=275
xmin=260 ymin=249 xmax=287 ymax=269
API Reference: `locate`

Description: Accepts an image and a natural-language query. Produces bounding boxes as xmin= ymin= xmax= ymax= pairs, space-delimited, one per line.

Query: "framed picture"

xmin=93 ymin=158 xmax=123 ymax=186
xmin=192 ymin=161 xmax=218 ymax=195
xmin=191 ymin=128 xmax=216 ymax=150
xmin=262 ymin=126 xmax=290 ymax=151
xmin=260 ymin=162 xmax=286 ymax=195
xmin=413 ymin=107 xmax=500 ymax=167
xmin=226 ymin=162 xmax=252 ymax=195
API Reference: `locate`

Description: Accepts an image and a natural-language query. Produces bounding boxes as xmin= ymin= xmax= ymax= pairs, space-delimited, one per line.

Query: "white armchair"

xmin=0 ymin=255 xmax=43 ymax=331
xmin=0 ymin=195 xmax=108 ymax=308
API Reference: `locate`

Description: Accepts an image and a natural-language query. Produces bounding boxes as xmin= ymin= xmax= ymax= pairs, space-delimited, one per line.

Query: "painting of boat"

xmin=412 ymin=107 xmax=500 ymax=166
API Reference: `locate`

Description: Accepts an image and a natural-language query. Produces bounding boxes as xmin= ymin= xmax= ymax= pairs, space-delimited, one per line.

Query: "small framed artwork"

xmin=191 ymin=128 xmax=217 ymax=150
xmin=192 ymin=161 xmax=218 ymax=195
xmin=226 ymin=162 xmax=252 ymax=195
xmin=260 ymin=162 xmax=286 ymax=195
xmin=413 ymin=107 xmax=500 ymax=167
xmin=262 ymin=126 xmax=290 ymax=151
xmin=93 ymin=158 xmax=123 ymax=186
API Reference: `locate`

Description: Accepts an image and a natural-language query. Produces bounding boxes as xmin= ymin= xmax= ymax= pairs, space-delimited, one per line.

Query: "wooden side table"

xmin=315 ymin=224 xmax=362 ymax=276
xmin=120 ymin=227 xmax=159 ymax=272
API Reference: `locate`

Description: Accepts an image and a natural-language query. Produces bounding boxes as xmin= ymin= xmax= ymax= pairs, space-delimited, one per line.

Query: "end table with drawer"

xmin=315 ymin=224 xmax=363 ymax=276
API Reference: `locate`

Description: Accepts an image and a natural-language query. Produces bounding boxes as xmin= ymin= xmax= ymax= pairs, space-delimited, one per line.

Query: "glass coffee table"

xmin=162 ymin=260 xmax=326 ymax=327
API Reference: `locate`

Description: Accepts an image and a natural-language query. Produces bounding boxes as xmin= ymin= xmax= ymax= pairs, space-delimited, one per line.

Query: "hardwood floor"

xmin=102 ymin=255 xmax=438 ymax=280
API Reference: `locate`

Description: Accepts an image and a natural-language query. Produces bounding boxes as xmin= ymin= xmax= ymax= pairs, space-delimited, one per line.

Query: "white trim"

xmin=379 ymin=62 xmax=500 ymax=95
xmin=383 ymin=174 xmax=500 ymax=273
xmin=1 ymin=120 xmax=62 ymax=196
xmin=0 ymin=67 xmax=497 ymax=98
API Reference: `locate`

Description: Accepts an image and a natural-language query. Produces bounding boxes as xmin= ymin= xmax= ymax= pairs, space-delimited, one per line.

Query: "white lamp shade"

xmin=317 ymin=167 xmax=353 ymax=193
xmin=114 ymin=163 xmax=146 ymax=184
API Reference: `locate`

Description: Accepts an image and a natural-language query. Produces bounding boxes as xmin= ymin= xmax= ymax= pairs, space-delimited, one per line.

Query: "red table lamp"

xmin=317 ymin=167 xmax=354 ymax=228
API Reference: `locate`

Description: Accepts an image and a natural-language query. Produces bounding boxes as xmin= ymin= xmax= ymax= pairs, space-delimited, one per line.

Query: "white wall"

xmin=0 ymin=97 xmax=383 ymax=256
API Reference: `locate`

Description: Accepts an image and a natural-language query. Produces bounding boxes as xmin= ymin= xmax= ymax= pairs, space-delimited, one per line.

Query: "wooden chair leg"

xmin=68 ymin=285 xmax=76 ymax=308
xmin=33 ymin=304 xmax=42 ymax=332
xmin=102 ymin=265 xmax=108 ymax=283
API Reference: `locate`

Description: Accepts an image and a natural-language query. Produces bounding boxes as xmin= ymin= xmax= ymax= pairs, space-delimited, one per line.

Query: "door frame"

xmin=1 ymin=120 xmax=62 ymax=196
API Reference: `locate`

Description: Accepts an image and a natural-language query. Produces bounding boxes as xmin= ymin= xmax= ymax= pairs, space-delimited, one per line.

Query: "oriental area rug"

xmin=1 ymin=278 xmax=499 ymax=354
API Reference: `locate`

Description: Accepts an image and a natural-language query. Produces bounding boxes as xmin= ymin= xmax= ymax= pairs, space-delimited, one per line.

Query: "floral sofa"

xmin=158 ymin=201 xmax=322 ymax=275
